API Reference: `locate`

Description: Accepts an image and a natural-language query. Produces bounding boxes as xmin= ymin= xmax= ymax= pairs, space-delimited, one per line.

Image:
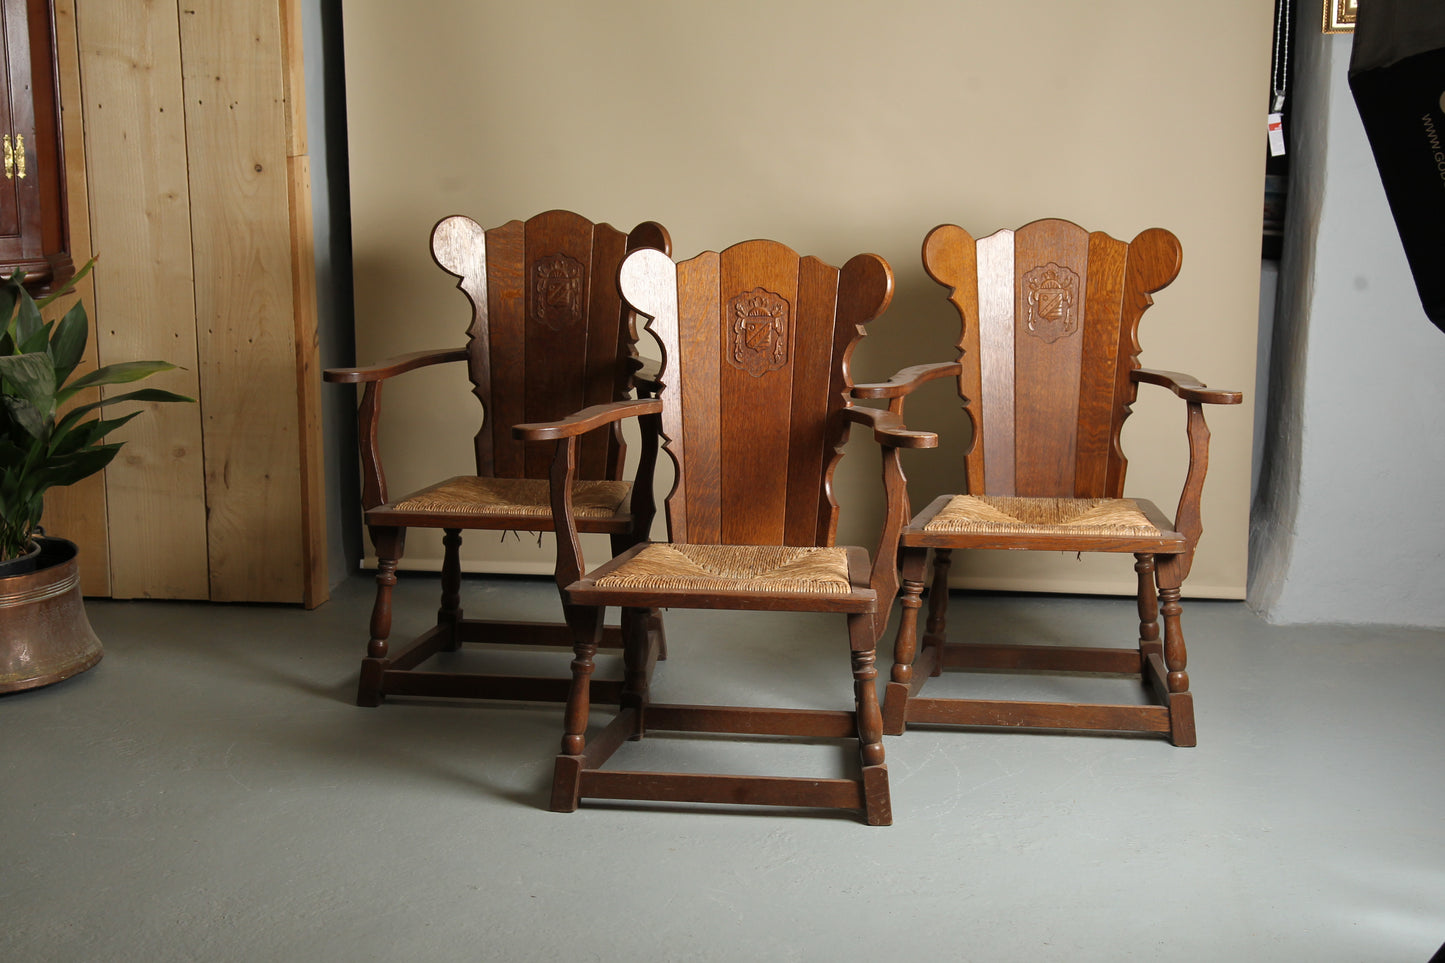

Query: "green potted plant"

xmin=0 ymin=261 xmax=192 ymax=692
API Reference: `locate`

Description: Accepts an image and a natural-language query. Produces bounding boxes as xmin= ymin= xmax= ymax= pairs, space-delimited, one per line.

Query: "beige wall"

xmin=342 ymin=0 xmax=1269 ymax=598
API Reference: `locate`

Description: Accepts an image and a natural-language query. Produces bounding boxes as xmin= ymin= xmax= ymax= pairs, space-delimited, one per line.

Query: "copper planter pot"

xmin=0 ymin=538 xmax=102 ymax=693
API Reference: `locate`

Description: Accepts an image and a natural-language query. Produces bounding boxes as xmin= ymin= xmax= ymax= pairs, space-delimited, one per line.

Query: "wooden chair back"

xmin=620 ymin=240 xmax=894 ymax=548
xmin=430 ymin=209 xmax=669 ymax=482
xmin=923 ymin=218 xmax=1181 ymax=499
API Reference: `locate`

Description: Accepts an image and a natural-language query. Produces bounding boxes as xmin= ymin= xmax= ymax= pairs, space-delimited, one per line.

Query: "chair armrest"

xmin=513 ymin=398 xmax=663 ymax=442
xmin=323 ymin=347 xmax=469 ymax=384
xmin=842 ymin=406 xmax=939 ymax=449
xmin=1131 ymin=368 xmax=1242 ymax=405
xmin=851 ymin=362 xmax=962 ymax=400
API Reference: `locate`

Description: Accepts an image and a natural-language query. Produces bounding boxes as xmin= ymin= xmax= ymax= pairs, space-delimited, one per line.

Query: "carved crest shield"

xmin=532 ymin=253 xmax=585 ymax=330
xmin=727 ymin=287 xmax=790 ymax=377
xmin=1021 ymin=262 xmax=1080 ymax=343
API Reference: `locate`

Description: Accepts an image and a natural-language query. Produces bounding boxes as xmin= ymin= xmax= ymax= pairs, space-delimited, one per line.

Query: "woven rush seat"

xmin=594 ymin=543 xmax=852 ymax=595
xmin=922 ymin=494 xmax=1159 ymax=537
xmin=394 ymin=476 xmax=630 ymax=518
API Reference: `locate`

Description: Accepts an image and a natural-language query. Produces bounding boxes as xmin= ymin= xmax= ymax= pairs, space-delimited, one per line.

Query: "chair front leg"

xmin=884 ymin=546 xmax=927 ymax=736
xmin=1156 ymin=554 xmax=1197 ymax=747
xmin=551 ymin=604 xmax=604 ymax=812
xmin=360 ymin=525 xmax=405 ymax=707
xmin=849 ymin=613 xmax=891 ymax=826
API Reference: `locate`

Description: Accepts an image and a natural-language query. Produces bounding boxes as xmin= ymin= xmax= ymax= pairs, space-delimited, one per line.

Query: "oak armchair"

xmin=862 ymin=218 xmax=1242 ymax=745
xmin=324 ymin=210 xmax=669 ymax=707
xmin=516 ymin=239 xmax=935 ymax=825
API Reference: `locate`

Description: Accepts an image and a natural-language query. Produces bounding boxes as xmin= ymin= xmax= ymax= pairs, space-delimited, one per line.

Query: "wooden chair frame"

xmin=860 ymin=219 xmax=1242 ymax=746
xmin=324 ymin=210 xmax=669 ymax=708
xmin=516 ymin=242 xmax=936 ymax=825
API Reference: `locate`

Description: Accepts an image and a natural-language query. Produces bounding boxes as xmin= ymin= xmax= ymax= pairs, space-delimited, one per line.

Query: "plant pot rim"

xmin=0 ymin=538 xmax=44 ymax=578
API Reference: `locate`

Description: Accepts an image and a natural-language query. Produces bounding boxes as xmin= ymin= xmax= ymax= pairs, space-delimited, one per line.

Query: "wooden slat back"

xmin=620 ymin=241 xmax=893 ymax=548
xmin=923 ymin=218 xmax=1181 ymax=498
xmin=430 ymin=209 xmax=665 ymax=481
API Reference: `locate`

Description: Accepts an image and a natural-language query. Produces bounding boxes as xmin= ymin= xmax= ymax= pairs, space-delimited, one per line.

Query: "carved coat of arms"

xmin=727 ymin=287 xmax=790 ymax=377
xmin=532 ymin=253 xmax=585 ymax=330
xmin=1021 ymin=262 xmax=1081 ymax=343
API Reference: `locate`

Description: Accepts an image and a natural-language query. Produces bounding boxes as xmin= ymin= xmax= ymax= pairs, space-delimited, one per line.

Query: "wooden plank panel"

xmin=578 ymin=221 xmax=627 ymax=480
xmin=675 ymin=252 xmax=720 ymax=544
xmin=1012 ymin=219 xmax=1088 ymax=495
xmin=179 ymin=0 xmax=302 ymax=602
xmin=1074 ymin=230 xmax=1127 ymax=497
xmin=522 ymin=210 xmax=598 ymax=478
xmin=974 ymin=229 xmax=1014 ymax=495
xmin=718 ymin=240 xmax=798 ymax=546
xmin=76 ymin=0 xmax=208 ymax=599
xmin=922 ymin=224 xmax=982 ymax=494
xmin=783 ymin=256 xmax=838 ymax=546
xmin=287 ymin=153 xmax=326 ymax=607
xmin=277 ymin=0 xmax=305 ymax=157
xmin=484 ymin=219 xmax=525 ymax=477
xmin=41 ymin=0 xmax=107 ymax=596
xmin=279 ymin=0 xmax=322 ymax=604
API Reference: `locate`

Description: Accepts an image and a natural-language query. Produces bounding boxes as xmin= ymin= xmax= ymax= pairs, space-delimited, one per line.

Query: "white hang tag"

xmin=1268 ymin=112 xmax=1286 ymax=157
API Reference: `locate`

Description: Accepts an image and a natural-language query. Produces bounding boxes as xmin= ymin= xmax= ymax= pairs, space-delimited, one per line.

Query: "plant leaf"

xmin=48 ymin=411 xmax=141 ymax=456
xmin=34 ymin=256 xmax=96 ymax=309
xmin=1 ymin=395 xmax=47 ymax=440
xmin=51 ymin=387 xmax=193 ymax=436
xmin=32 ymin=443 xmax=121 ymax=492
xmin=0 ymin=353 xmax=57 ymax=424
xmin=49 ymin=301 xmax=88 ymax=382
xmin=64 ymin=360 xmax=179 ymax=393
xmin=12 ymin=287 xmax=42 ymax=346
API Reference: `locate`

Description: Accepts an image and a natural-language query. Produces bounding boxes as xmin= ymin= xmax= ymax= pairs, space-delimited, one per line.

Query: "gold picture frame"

xmin=1323 ymin=0 xmax=1357 ymax=33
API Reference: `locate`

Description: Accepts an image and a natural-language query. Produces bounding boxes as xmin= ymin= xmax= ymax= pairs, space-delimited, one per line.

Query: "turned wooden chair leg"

xmin=884 ymin=546 xmax=928 ymax=736
xmin=850 ymin=613 xmax=891 ymax=826
xmin=551 ymin=606 xmax=603 ymax=812
xmin=924 ymin=547 xmax=952 ymax=675
xmin=437 ymin=528 xmax=464 ymax=651
xmin=620 ymin=605 xmax=651 ymax=739
xmin=359 ymin=526 xmax=405 ymax=707
xmin=1134 ymin=553 xmax=1161 ymax=669
xmin=1156 ymin=555 xmax=1197 ymax=747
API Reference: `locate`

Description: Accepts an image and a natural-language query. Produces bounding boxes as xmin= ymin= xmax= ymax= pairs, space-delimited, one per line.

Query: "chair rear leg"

xmin=359 ymin=526 xmax=405 ymax=707
xmin=924 ymin=548 xmax=952 ymax=675
xmin=621 ymin=605 xmax=652 ymax=739
xmin=1134 ymin=553 xmax=1161 ymax=669
xmin=438 ymin=528 xmax=464 ymax=651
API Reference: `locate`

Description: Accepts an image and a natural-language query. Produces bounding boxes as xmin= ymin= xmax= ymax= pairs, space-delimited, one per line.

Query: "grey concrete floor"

xmin=3 ymin=573 xmax=1444 ymax=962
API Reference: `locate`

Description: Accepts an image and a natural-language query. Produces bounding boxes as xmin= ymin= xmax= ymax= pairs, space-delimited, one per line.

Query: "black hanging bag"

xmin=1349 ymin=0 xmax=1445 ymax=331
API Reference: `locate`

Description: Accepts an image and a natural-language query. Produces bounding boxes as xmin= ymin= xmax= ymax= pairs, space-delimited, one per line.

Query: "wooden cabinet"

xmin=0 ymin=0 xmax=70 ymax=290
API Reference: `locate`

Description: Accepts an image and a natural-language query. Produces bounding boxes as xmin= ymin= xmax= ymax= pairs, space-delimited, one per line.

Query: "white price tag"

xmin=1267 ymin=112 xmax=1286 ymax=157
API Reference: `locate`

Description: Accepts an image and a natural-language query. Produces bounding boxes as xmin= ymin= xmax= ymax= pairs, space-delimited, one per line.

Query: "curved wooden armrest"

xmin=851 ymin=362 xmax=962 ymax=400
xmin=324 ymin=347 xmax=470 ymax=384
xmin=514 ymin=398 xmax=663 ymax=441
xmin=1132 ymin=368 xmax=1243 ymax=405
xmin=843 ymin=405 xmax=939 ymax=448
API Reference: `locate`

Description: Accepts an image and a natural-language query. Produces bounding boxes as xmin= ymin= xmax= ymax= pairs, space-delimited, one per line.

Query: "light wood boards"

xmin=76 ymin=0 xmax=209 ymax=599
xmin=62 ymin=0 xmax=323 ymax=603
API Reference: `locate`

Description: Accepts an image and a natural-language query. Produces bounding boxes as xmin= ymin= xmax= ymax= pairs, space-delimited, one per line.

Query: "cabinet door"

xmin=0 ymin=0 xmax=68 ymax=287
